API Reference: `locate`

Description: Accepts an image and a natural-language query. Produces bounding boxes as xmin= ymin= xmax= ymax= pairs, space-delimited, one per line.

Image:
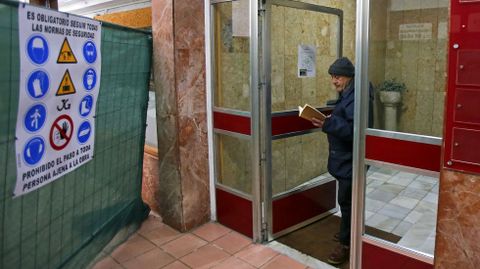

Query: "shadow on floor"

xmin=276 ymin=215 xmax=401 ymax=269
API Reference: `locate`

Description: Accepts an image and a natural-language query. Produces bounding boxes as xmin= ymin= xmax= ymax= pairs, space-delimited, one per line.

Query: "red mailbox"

xmin=444 ymin=1 xmax=480 ymax=174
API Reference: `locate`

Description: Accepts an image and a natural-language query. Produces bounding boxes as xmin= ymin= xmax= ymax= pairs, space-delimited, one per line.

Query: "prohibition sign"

xmin=49 ymin=114 xmax=74 ymax=150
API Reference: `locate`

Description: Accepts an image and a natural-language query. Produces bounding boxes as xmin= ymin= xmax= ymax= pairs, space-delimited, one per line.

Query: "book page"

xmin=298 ymin=104 xmax=326 ymax=121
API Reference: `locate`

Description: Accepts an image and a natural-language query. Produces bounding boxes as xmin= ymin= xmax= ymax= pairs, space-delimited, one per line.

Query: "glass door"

xmin=351 ymin=0 xmax=447 ymax=268
xmin=261 ymin=0 xmax=345 ymax=240
xmin=210 ymin=0 xmax=262 ymax=240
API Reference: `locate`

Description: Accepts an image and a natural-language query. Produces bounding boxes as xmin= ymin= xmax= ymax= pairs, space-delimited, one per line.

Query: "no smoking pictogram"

xmin=49 ymin=114 xmax=74 ymax=150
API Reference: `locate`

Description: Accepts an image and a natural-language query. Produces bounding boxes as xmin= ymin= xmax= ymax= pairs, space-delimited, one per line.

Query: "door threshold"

xmin=267 ymin=241 xmax=337 ymax=269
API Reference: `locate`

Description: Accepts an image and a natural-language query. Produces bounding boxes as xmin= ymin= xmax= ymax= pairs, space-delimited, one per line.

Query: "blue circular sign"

xmin=83 ymin=41 xmax=97 ymax=63
xmin=82 ymin=68 xmax=97 ymax=91
xmin=27 ymin=35 xmax=49 ymax=65
xmin=24 ymin=103 xmax=47 ymax=133
xmin=77 ymin=121 xmax=91 ymax=144
xmin=23 ymin=136 xmax=45 ymax=166
xmin=27 ymin=70 xmax=49 ymax=99
xmin=79 ymin=95 xmax=94 ymax=117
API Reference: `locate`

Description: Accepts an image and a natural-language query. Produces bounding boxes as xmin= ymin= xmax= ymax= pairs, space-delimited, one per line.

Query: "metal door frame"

xmin=352 ymin=0 xmax=439 ymax=268
xmin=260 ymin=0 xmax=343 ymax=241
xmin=207 ymin=0 xmax=441 ymax=267
xmin=207 ymin=0 xmax=262 ymax=241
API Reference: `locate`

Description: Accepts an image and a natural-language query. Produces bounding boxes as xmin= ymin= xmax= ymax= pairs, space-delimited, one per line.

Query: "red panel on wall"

xmin=272 ymin=181 xmax=336 ymax=234
xmin=454 ymin=88 xmax=480 ymax=125
xmin=213 ymin=111 xmax=251 ymax=135
xmin=362 ymin=241 xmax=433 ymax=269
xmin=216 ymin=187 xmax=253 ymax=238
xmin=271 ymin=114 xmax=317 ymax=136
xmin=451 ymin=128 xmax=480 ymax=165
xmin=271 ymin=108 xmax=333 ymax=136
xmin=214 ymin=108 xmax=333 ymax=137
xmin=444 ymin=0 xmax=480 ymax=174
xmin=456 ymin=50 xmax=480 ymax=86
xmin=366 ymin=135 xmax=441 ymax=172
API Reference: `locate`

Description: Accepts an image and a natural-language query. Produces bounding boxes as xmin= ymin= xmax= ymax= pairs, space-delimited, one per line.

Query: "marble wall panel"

xmin=142 ymin=152 xmax=160 ymax=214
xmin=272 ymin=56 xmax=286 ymax=111
xmin=152 ymin=0 xmax=209 ymax=231
xmin=283 ymin=9 xmax=304 ymax=56
xmin=272 ymin=140 xmax=287 ymax=195
xmin=271 ymin=6 xmax=285 ymax=56
xmin=219 ymin=52 xmax=250 ymax=110
xmin=435 ymin=169 xmax=480 ymax=268
xmin=285 ymin=136 xmax=305 ymax=191
xmin=215 ymin=3 xmax=250 ymax=111
xmin=152 ymin=0 xmax=183 ymax=230
xmin=414 ymin=91 xmax=434 ymax=135
xmin=284 ymin=55 xmax=303 ymax=108
xmin=417 ymin=41 xmax=437 ymax=92
xmin=217 ymin=135 xmax=251 ymax=195
xmin=175 ymin=0 xmax=209 ymax=231
xmin=314 ymin=15 xmax=332 ymax=56
xmin=378 ymin=7 xmax=448 ymax=136
xmin=301 ymin=78 xmax=317 ymax=104
xmin=301 ymin=135 xmax=321 ymax=180
xmin=281 ymin=133 xmax=328 ymax=192
xmin=432 ymin=91 xmax=445 ymax=137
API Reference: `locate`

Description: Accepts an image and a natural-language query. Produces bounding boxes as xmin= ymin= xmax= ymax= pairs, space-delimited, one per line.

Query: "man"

xmin=311 ymin=57 xmax=373 ymax=265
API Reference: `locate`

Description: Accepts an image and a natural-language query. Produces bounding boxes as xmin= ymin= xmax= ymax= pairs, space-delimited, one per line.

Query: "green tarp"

xmin=0 ymin=2 xmax=152 ymax=268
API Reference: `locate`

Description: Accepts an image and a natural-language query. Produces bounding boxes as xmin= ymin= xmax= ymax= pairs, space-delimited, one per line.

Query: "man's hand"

xmin=311 ymin=115 xmax=329 ymax=128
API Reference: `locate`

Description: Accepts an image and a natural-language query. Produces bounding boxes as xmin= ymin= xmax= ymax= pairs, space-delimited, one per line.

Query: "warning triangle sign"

xmin=57 ymin=38 xmax=77 ymax=63
xmin=56 ymin=69 xmax=76 ymax=96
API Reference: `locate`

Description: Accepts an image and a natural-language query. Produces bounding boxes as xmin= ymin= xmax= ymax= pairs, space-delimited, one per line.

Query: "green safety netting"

xmin=0 ymin=1 xmax=152 ymax=268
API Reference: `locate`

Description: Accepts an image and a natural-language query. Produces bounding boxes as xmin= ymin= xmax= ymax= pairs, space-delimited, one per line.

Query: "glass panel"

xmin=145 ymin=91 xmax=157 ymax=147
xmin=213 ymin=0 xmax=250 ymax=111
xmin=271 ymin=132 xmax=329 ymax=195
xmin=369 ymin=0 xmax=448 ymax=137
xmin=215 ymin=133 xmax=252 ymax=195
xmin=270 ymin=5 xmax=342 ymax=111
xmin=365 ymin=164 xmax=438 ymax=256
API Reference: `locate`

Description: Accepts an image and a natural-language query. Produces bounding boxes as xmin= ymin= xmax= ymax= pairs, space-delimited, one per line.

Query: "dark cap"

xmin=328 ymin=57 xmax=355 ymax=77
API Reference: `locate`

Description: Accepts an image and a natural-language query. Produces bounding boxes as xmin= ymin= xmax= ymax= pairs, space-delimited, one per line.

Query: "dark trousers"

xmin=337 ymin=177 xmax=352 ymax=246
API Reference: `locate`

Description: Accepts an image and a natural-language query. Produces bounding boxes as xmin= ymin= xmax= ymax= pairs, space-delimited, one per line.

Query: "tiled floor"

xmin=365 ymin=166 xmax=439 ymax=255
xmin=92 ymin=166 xmax=438 ymax=269
xmin=92 ymin=214 xmax=312 ymax=269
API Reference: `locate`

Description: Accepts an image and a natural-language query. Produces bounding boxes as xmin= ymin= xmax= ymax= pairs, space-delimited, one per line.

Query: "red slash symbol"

xmin=49 ymin=114 xmax=74 ymax=150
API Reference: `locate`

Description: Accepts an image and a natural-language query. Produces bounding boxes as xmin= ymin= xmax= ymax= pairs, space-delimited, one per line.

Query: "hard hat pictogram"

xmin=27 ymin=35 xmax=49 ymax=65
xmin=56 ymin=69 xmax=76 ymax=96
xmin=57 ymin=38 xmax=78 ymax=64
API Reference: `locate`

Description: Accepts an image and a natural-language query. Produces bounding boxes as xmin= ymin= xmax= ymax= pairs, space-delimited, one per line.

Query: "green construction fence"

xmin=0 ymin=1 xmax=153 ymax=268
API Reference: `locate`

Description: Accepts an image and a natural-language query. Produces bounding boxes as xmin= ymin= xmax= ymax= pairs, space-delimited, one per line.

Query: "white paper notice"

xmin=399 ymin=23 xmax=432 ymax=41
xmin=14 ymin=4 xmax=102 ymax=197
xmin=232 ymin=0 xmax=249 ymax=37
xmin=298 ymin=45 xmax=316 ymax=78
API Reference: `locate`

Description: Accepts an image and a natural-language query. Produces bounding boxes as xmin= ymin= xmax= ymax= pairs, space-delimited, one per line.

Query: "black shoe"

xmin=327 ymin=244 xmax=350 ymax=265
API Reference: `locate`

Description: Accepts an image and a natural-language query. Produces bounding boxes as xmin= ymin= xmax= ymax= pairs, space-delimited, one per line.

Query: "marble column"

xmin=435 ymin=170 xmax=480 ymax=268
xmin=151 ymin=0 xmax=209 ymax=231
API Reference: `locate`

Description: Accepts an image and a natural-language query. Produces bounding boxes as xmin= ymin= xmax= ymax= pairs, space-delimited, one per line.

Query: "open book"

xmin=298 ymin=104 xmax=326 ymax=121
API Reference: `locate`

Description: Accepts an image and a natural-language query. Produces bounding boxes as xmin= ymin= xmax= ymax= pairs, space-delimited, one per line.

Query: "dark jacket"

xmin=322 ymin=80 xmax=373 ymax=180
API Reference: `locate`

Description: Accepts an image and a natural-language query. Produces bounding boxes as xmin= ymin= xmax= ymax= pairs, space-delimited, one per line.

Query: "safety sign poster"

xmin=14 ymin=4 xmax=102 ymax=197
